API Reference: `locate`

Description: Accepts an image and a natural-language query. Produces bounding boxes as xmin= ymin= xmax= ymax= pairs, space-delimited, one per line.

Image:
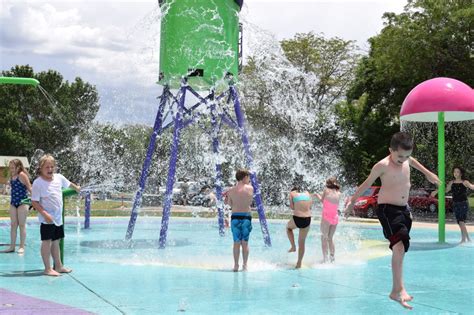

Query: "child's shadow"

xmin=0 ymin=270 xmax=44 ymax=277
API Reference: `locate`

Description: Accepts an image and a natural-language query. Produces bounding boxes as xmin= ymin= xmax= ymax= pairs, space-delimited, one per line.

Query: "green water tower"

xmin=158 ymin=0 xmax=243 ymax=89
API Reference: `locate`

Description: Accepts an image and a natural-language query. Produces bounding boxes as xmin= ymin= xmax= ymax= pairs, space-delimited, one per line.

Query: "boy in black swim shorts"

xmin=345 ymin=132 xmax=440 ymax=310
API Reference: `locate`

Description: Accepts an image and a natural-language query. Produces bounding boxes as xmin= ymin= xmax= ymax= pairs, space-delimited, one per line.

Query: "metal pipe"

xmin=438 ymin=112 xmax=446 ymax=243
xmin=125 ymin=86 xmax=168 ymax=240
xmin=229 ymin=85 xmax=272 ymax=246
xmin=159 ymin=80 xmax=187 ymax=248
xmin=84 ymin=192 xmax=91 ymax=229
xmin=209 ymin=91 xmax=226 ymax=236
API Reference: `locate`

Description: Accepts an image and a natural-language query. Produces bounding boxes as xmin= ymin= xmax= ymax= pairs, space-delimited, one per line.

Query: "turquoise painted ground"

xmin=1 ymin=217 xmax=473 ymax=314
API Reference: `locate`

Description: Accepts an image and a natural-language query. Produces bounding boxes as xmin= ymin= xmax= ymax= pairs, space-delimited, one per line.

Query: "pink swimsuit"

xmin=322 ymin=199 xmax=339 ymax=225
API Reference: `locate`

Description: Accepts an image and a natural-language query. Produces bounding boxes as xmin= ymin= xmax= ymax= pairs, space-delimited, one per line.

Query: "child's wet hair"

xmin=36 ymin=154 xmax=56 ymax=176
xmin=235 ymin=169 xmax=250 ymax=181
xmin=390 ymin=132 xmax=414 ymax=151
xmin=453 ymin=166 xmax=466 ymax=180
xmin=291 ymin=185 xmax=301 ymax=192
xmin=9 ymin=159 xmax=29 ymax=178
xmin=326 ymin=177 xmax=340 ymax=190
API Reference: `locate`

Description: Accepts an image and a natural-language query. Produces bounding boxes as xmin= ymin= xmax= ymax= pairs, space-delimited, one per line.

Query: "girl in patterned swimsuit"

xmin=315 ymin=177 xmax=341 ymax=263
xmin=2 ymin=159 xmax=32 ymax=254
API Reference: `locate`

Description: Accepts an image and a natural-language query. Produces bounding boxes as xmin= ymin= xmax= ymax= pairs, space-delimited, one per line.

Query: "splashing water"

xmin=33 ymin=2 xmax=367 ymax=252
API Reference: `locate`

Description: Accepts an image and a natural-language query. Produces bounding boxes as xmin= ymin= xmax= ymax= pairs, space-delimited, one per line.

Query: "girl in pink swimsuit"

xmin=315 ymin=177 xmax=341 ymax=263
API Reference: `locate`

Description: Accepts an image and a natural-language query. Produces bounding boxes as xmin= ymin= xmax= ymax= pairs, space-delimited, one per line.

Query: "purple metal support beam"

xmin=221 ymin=111 xmax=238 ymax=129
xmin=84 ymin=192 xmax=91 ymax=229
xmin=209 ymin=91 xmax=226 ymax=236
xmin=229 ymin=85 xmax=272 ymax=247
xmin=159 ymin=80 xmax=187 ymax=248
xmin=125 ymin=86 xmax=168 ymax=240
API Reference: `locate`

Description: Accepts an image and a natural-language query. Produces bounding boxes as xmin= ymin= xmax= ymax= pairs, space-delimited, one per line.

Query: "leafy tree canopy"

xmin=337 ymin=0 xmax=473 ymax=183
xmin=0 ymin=65 xmax=100 ymax=160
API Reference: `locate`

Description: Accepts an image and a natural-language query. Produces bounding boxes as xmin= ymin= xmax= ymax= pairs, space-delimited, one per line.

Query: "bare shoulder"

xmin=18 ymin=172 xmax=29 ymax=181
xmin=18 ymin=172 xmax=31 ymax=184
xmin=378 ymin=156 xmax=390 ymax=166
xmin=373 ymin=158 xmax=389 ymax=172
xmin=246 ymin=184 xmax=254 ymax=192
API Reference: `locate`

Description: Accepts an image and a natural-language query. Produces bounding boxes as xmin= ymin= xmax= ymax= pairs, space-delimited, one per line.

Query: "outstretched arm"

xmin=431 ymin=180 xmax=453 ymax=197
xmin=69 ymin=182 xmax=81 ymax=193
xmin=409 ymin=157 xmax=440 ymax=186
xmin=345 ymin=163 xmax=383 ymax=217
xmin=464 ymin=180 xmax=474 ymax=190
xmin=312 ymin=191 xmax=323 ymax=202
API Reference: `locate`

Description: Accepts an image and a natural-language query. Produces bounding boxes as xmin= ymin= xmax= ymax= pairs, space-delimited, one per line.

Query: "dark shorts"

xmin=376 ymin=204 xmax=412 ymax=252
xmin=40 ymin=224 xmax=65 ymax=241
xmin=293 ymin=216 xmax=311 ymax=229
xmin=453 ymin=201 xmax=469 ymax=224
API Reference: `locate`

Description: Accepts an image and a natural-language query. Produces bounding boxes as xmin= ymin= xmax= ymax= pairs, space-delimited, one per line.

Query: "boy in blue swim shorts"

xmin=224 ymin=169 xmax=254 ymax=272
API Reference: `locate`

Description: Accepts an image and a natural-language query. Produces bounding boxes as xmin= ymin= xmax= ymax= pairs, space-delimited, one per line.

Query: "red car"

xmin=353 ymin=186 xmax=380 ymax=218
xmin=408 ymin=188 xmax=453 ymax=213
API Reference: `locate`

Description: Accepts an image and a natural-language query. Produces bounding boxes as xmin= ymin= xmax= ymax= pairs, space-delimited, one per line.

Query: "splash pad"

xmin=1 ymin=217 xmax=473 ymax=313
xmin=1 ymin=3 xmax=473 ymax=314
xmin=400 ymin=77 xmax=474 ymax=242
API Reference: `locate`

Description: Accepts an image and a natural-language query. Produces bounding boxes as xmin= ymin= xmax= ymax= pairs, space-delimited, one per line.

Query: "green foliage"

xmin=73 ymin=123 xmax=158 ymax=191
xmin=0 ymin=65 xmax=99 ymax=179
xmin=337 ymin=0 xmax=474 ymax=184
xmin=232 ymin=32 xmax=362 ymax=199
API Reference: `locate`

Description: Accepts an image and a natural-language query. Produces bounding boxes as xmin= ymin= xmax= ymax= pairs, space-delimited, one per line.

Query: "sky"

xmin=0 ymin=0 xmax=406 ymax=124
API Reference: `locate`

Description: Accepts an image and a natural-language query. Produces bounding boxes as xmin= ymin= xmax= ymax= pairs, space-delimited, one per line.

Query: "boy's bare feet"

xmin=17 ymin=248 xmax=25 ymax=254
xmin=288 ymin=247 xmax=296 ymax=253
xmin=295 ymin=262 xmax=302 ymax=269
xmin=242 ymin=264 xmax=247 ymax=271
xmin=389 ymin=293 xmax=413 ymax=310
xmin=400 ymin=290 xmax=413 ymax=301
xmin=44 ymin=269 xmax=61 ymax=277
xmin=55 ymin=267 xmax=72 ymax=273
xmin=233 ymin=264 xmax=239 ymax=272
xmin=1 ymin=247 xmax=15 ymax=253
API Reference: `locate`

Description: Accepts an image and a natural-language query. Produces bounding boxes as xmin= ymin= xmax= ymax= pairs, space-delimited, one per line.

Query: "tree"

xmin=0 ymin=65 xmax=100 ymax=169
xmin=336 ymin=0 xmax=474 ymax=184
xmin=236 ymin=32 xmax=360 ymax=201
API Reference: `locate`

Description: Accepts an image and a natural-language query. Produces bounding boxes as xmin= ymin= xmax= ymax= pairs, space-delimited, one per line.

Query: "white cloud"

xmin=0 ymin=0 xmax=160 ymax=87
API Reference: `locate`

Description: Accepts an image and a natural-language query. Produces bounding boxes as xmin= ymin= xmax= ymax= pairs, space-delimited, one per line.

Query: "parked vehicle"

xmin=189 ymin=186 xmax=216 ymax=207
xmin=158 ymin=181 xmax=200 ymax=205
xmin=353 ymin=186 xmax=453 ymax=217
xmin=353 ymin=186 xmax=380 ymax=218
xmin=408 ymin=188 xmax=453 ymax=213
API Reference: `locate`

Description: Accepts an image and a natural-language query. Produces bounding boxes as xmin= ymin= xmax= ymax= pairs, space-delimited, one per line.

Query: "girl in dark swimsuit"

xmin=433 ymin=166 xmax=473 ymax=243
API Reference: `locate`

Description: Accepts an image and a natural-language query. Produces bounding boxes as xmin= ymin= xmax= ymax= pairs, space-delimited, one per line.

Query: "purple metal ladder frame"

xmin=125 ymin=79 xmax=271 ymax=247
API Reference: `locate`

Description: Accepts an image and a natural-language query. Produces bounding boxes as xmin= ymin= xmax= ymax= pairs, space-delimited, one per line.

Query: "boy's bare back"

xmin=227 ymin=184 xmax=253 ymax=212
